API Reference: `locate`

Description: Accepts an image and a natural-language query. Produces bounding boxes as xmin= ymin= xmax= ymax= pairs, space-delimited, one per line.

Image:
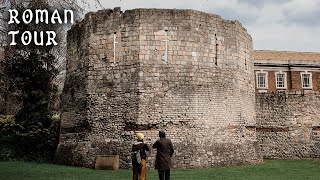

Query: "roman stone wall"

xmin=134 ymin=9 xmax=259 ymax=168
xmin=56 ymin=7 xmax=261 ymax=168
xmin=54 ymin=12 xmax=92 ymax=166
xmin=256 ymin=92 xmax=320 ymax=159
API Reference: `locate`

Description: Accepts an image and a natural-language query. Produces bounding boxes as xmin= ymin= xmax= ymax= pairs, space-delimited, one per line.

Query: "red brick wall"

xmin=313 ymin=72 xmax=320 ymax=91
xmin=268 ymin=71 xmax=276 ymax=92
xmin=255 ymin=70 xmax=319 ymax=92
xmin=290 ymin=71 xmax=302 ymax=91
xmin=287 ymin=71 xmax=292 ymax=90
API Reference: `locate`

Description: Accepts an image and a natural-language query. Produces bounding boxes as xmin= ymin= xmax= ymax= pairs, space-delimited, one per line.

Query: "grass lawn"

xmin=0 ymin=159 xmax=320 ymax=180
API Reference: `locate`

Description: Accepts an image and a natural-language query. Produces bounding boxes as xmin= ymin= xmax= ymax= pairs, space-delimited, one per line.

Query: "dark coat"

xmin=132 ymin=141 xmax=149 ymax=160
xmin=152 ymin=137 xmax=174 ymax=170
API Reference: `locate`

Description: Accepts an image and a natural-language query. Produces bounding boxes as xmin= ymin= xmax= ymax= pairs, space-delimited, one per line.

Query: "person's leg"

xmin=164 ymin=169 xmax=170 ymax=180
xmin=140 ymin=159 xmax=147 ymax=180
xmin=158 ymin=170 xmax=165 ymax=180
xmin=132 ymin=162 xmax=139 ymax=180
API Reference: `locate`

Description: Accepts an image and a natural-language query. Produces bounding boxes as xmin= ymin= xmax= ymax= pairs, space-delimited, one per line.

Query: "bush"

xmin=0 ymin=115 xmax=60 ymax=162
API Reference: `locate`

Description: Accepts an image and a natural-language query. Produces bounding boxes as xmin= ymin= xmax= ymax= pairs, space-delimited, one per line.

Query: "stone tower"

xmin=55 ymin=7 xmax=261 ymax=168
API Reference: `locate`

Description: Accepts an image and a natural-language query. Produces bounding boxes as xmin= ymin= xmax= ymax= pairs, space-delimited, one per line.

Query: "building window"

xmin=275 ymin=72 xmax=286 ymax=89
xmin=301 ymin=72 xmax=312 ymax=89
xmin=113 ymin=32 xmax=118 ymax=64
xmin=256 ymin=71 xmax=267 ymax=89
xmin=163 ymin=30 xmax=169 ymax=64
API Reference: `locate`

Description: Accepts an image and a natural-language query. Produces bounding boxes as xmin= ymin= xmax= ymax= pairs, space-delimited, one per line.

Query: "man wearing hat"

xmin=131 ymin=132 xmax=149 ymax=180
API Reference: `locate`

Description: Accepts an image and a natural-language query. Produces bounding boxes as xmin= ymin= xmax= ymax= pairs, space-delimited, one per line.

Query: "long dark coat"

xmin=152 ymin=137 xmax=174 ymax=170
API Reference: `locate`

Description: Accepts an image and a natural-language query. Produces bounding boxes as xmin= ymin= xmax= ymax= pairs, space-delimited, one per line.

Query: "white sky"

xmin=84 ymin=0 xmax=320 ymax=52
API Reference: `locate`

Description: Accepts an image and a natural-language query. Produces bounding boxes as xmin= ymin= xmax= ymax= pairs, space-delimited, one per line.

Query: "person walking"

xmin=153 ymin=130 xmax=174 ymax=180
xmin=131 ymin=132 xmax=149 ymax=180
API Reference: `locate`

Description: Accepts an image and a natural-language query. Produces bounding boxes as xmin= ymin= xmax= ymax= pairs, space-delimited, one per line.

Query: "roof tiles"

xmin=253 ymin=50 xmax=320 ymax=61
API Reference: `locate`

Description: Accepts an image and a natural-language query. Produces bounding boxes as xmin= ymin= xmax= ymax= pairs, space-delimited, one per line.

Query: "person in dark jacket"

xmin=132 ymin=132 xmax=149 ymax=180
xmin=152 ymin=130 xmax=174 ymax=180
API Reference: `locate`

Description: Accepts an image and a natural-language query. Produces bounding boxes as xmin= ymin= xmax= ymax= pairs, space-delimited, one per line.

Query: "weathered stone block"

xmin=95 ymin=155 xmax=120 ymax=170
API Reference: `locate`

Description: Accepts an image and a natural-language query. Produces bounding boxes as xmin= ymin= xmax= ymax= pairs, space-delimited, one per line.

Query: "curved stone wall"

xmin=55 ymin=7 xmax=261 ymax=168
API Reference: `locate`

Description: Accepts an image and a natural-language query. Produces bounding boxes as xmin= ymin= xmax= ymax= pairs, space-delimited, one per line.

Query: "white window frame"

xmin=256 ymin=70 xmax=268 ymax=89
xmin=300 ymin=71 xmax=312 ymax=89
xmin=275 ymin=71 xmax=287 ymax=89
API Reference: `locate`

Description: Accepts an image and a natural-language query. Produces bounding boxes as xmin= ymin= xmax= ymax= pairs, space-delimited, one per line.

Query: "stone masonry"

xmin=55 ymin=7 xmax=261 ymax=168
xmin=256 ymin=92 xmax=320 ymax=159
xmin=253 ymin=50 xmax=320 ymax=159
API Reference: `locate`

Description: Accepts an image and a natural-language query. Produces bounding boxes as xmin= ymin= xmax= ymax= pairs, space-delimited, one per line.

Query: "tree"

xmin=0 ymin=0 xmax=102 ymax=161
xmin=1 ymin=0 xmax=102 ymax=113
xmin=1 ymin=0 xmax=59 ymax=160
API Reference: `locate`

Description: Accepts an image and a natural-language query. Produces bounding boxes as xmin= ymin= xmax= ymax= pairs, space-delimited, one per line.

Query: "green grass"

xmin=0 ymin=159 xmax=320 ymax=180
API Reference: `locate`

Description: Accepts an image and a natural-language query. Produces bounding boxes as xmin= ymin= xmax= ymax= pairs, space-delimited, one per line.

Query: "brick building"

xmin=253 ymin=50 xmax=320 ymax=93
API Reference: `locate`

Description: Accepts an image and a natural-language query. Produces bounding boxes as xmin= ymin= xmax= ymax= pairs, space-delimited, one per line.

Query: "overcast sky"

xmin=86 ymin=0 xmax=320 ymax=52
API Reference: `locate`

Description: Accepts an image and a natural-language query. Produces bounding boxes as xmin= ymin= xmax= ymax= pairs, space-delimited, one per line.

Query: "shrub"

xmin=0 ymin=115 xmax=60 ymax=162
